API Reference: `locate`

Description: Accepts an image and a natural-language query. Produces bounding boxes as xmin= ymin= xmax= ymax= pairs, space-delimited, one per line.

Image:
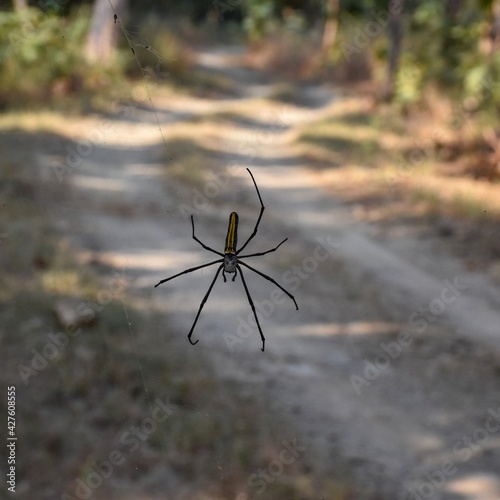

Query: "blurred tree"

xmin=490 ymin=0 xmax=500 ymax=53
xmin=12 ymin=0 xmax=27 ymax=9
xmin=383 ymin=0 xmax=404 ymax=101
xmin=85 ymin=0 xmax=126 ymax=63
xmin=243 ymin=0 xmax=278 ymax=40
xmin=440 ymin=0 xmax=462 ymax=85
xmin=321 ymin=0 xmax=340 ymax=59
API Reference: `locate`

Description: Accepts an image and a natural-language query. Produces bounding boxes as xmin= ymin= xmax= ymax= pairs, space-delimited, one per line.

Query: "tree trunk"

xmin=491 ymin=0 xmax=500 ymax=53
xmin=85 ymin=0 xmax=127 ymax=64
xmin=440 ymin=0 xmax=462 ymax=84
xmin=12 ymin=0 xmax=27 ymax=10
xmin=312 ymin=0 xmax=340 ymax=72
xmin=383 ymin=0 xmax=404 ymax=101
xmin=321 ymin=0 xmax=340 ymax=57
xmin=446 ymin=0 xmax=462 ymax=21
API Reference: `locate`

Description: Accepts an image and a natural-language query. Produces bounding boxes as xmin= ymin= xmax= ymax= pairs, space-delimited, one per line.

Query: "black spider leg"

xmin=238 ymin=238 xmax=288 ymax=259
xmin=154 ymin=258 xmax=223 ymax=288
xmin=237 ymin=264 xmax=265 ymax=352
xmin=238 ymin=260 xmax=298 ymax=310
xmin=188 ymin=264 xmax=224 ymax=346
xmin=191 ymin=215 xmax=224 ymax=256
xmin=236 ymin=168 xmax=265 ymax=255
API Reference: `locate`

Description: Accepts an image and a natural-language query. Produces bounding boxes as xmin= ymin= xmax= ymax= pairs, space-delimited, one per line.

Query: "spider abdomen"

xmin=224 ymin=212 xmax=238 ymax=254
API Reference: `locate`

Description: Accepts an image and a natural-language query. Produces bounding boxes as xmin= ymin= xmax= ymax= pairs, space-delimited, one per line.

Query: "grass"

xmin=294 ymin=93 xmax=500 ymax=276
xmin=245 ymin=32 xmax=318 ymax=80
xmin=296 ymin=95 xmax=500 ymax=218
xmin=0 ymin=121 xmax=352 ymax=498
xmin=173 ymin=70 xmax=238 ymax=98
xmin=268 ymin=82 xmax=300 ymax=103
xmin=451 ymin=192 xmax=490 ymax=219
xmin=297 ymin=112 xmax=383 ymax=167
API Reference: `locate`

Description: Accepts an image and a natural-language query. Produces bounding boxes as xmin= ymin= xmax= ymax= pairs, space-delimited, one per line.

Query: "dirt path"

xmin=40 ymin=46 xmax=500 ymax=499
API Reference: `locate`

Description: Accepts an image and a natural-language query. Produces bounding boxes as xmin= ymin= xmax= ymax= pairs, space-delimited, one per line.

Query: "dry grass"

xmin=245 ymin=33 xmax=319 ymax=80
xmin=295 ymin=94 xmax=500 ymax=214
xmin=294 ymin=92 xmax=500 ymax=275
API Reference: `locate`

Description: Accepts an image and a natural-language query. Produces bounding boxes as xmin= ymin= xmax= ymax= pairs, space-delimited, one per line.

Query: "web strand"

xmin=107 ymin=0 xmax=172 ymax=462
xmin=107 ymin=0 xmax=170 ymax=157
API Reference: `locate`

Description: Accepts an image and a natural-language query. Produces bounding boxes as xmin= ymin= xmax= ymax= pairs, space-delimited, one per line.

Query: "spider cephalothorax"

xmin=223 ymin=253 xmax=238 ymax=279
xmin=155 ymin=169 xmax=298 ymax=351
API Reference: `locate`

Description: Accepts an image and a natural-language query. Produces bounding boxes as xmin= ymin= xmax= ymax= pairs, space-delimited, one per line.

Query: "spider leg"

xmin=238 ymin=238 xmax=288 ymax=258
xmin=187 ymin=264 xmax=224 ymax=346
xmin=237 ymin=264 xmax=265 ymax=352
xmin=191 ymin=215 xmax=224 ymax=256
xmin=154 ymin=258 xmax=223 ymax=288
xmin=236 ymin=169 xmax=265 ymax=255
xmin=238 ymin=260 xmax=298 ymax=310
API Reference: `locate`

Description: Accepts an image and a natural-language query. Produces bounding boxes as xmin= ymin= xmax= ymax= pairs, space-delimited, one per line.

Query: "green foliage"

xmin=394 ymin=54 xmax=425 ymax=105
xmin=242 ymin=0 xmax=279 ymax=41
xmin=0 ymin=7 xmax=126 ymax=108
xmin=241 ymin=0 xmax=310 ymax=41
xmin=390 ymin=0 xmax=500 ymax=116
xmin=0 ymin=8 xmax=82 ymax=100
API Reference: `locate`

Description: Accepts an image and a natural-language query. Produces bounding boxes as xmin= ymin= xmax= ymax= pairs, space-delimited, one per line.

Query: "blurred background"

xmin=1 ymin=0 xmax=500 ymax=499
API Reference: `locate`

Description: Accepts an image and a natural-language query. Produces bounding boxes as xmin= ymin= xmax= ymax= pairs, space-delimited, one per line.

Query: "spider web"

xmin=104 ymin=1 xmax=234 ymax=495
xmin=107 ymin=0 xmax=170 ymax=155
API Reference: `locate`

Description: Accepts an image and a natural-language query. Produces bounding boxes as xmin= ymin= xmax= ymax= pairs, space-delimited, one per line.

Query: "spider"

xmin=154 ymin=168 xmax=298 ymax=351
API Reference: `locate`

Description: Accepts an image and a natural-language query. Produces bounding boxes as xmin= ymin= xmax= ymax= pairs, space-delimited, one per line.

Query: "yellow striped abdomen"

xmin=224 ymin=212 xmax=239 ymax=254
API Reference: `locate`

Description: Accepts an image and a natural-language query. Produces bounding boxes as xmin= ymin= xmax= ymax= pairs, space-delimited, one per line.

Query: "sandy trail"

xmin=40 ymin=46 xmax=500 ymax=499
